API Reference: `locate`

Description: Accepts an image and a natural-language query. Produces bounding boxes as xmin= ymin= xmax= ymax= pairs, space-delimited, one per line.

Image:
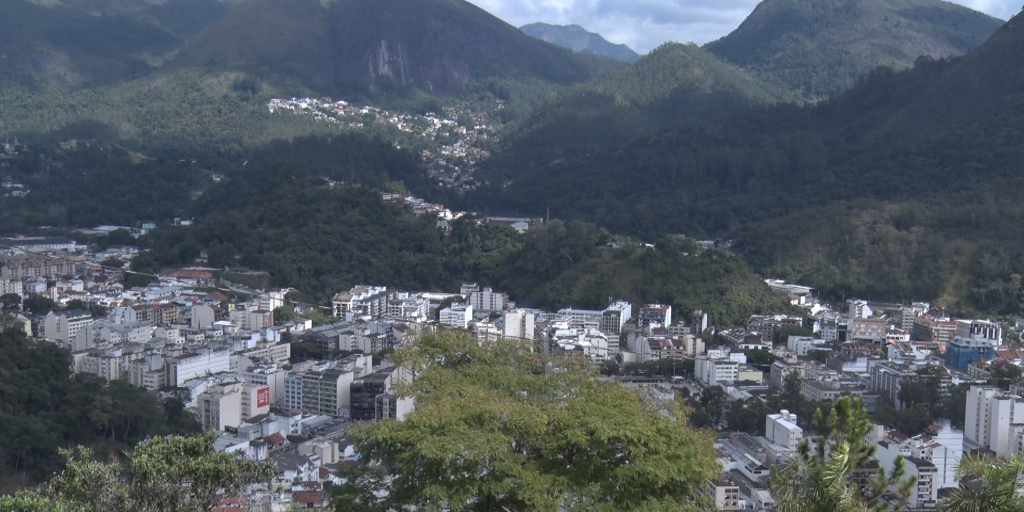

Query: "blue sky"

xmin=468 ymin=0 xmax=1019 ymax=53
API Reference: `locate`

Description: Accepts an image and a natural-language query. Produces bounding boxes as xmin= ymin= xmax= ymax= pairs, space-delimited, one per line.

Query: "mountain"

xmin=477 ymin=43 xmax=790 ymax=182
xmin=466 ymin=10 xmax=1024 ymax=314
xmin=520 ymin=23 xmax=640 ymax=63
xmin=887 ymin=13 xmax=1024 ymax=134
xmin=0 ymin=0 xmax=232 ymax=87
xmin=175 ymin=0 xmax=624 ymax=96
xmin=705 ymin=0 xmax=1003 ymax=100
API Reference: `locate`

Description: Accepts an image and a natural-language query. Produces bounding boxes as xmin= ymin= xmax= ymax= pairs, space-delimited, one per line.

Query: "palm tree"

xmin=943 ymin=454 xmax=1024 ymax=512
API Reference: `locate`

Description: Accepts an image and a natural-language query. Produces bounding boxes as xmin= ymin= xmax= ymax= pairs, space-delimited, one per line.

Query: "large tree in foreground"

xmin=769 ymin=397 xmax=915 ymax=512
xmin=334 ymin=331 xmax=718 ymax=512
xmin=943 ymin=454 xmax=1024 ymax=512
xmin=0 ymin=432 xmax=276 ymax=512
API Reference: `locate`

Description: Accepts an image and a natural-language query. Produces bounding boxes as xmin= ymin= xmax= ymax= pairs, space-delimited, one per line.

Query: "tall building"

xmin=469 ymin=287 xmax=507 ymax=313
xmin=965 ymin=386 xmax=1024 ymax=459
xmin=945 ymin=337 xmax=997 ymax=372
xmin=197 ymin=382 xmax=242 ymax=431
xmin=41 ymin=309 xmax=92 ymax=343
xmin=766 ymin=410 xmax=803 ymax=451
xmin=601 ymin=301 xmax=632 ymax=335
xmin=913 ymin=316 xmax=957 ymax=344
xmin=350 ymin=366 xmax=409 ymax=422
xmin=695 ymin=355 xmax=739 ymax=386
xmin=284 ymin=361 xmax=356 ymax=418
xmin=503 ymin=310 xmax=536 ymax=341
xmin=638 ymin=304 xmax=672 ymax=332
xmin=165 ymin=348 xmax=231 ymax=387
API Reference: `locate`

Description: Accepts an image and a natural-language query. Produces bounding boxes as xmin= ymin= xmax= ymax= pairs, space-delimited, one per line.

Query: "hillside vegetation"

xmin=479 ymin=43 xmax=790 ymax=175
xmin=465 ymin=10 xmax=1024 ymax=314
xmin=705 ymin=0 xmax=1003 ymax=99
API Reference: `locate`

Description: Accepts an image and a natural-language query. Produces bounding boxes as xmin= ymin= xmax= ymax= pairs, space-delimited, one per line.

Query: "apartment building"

xmin=332 ymin=285 xmax=388 ymax=319
xmin=766 ymin=410 xmax=803 ymax=451
xmin=41 ymin=309 xmax=92 ymax=343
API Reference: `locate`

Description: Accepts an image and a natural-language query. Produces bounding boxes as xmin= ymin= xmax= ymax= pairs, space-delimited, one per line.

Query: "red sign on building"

xmin=257 ymin=387 xmax=270 ymax=408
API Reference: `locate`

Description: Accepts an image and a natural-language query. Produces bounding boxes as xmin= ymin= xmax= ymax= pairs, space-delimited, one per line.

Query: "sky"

xmin=466 ymin=0 xmax=1020 ymax=53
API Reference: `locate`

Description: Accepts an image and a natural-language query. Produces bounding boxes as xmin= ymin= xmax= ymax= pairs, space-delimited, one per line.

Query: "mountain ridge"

xmin=519 ymin=23 xmax=640 ymax=63
xmin=174 ymin=0 xmax=624 ymax=96
xmin=705 ymin=0 xmax=1004 ymax=100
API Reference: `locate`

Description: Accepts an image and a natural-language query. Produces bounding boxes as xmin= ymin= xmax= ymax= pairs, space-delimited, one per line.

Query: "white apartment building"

xmin=966 ymin=386 xmax=1024 ymax=459
xmin=503 ymin=310 xmax=536 ymax=341
xmin=955 ymin=319 xmax=1002 ymax=342
xmin=469 ymin=287 xmax=506 ymax=313
xmin=557 ymin=308 xmax=603 ymax=330
xmin=847 ymin=299 xmax=873 ymax=319
xmin=239 ymin=383 xmax=271 ymax=422
xmin=191 ymin=305 xmax=216 ymax=329
xmin=197 ymin=382 xmax=242 ymax=431
xmin=440 ymin=303 xmax=473 ymax=329
xmin=241 ymin=363 xmax=288 ymax=405
xmin=876 ymin=438 xmax=939 ymax=509
xmin=787 ymin=335 xmax=827 ymax=356
xmin=386 ymin=293 xmax=429 ymax=322
xmin=601 ymin=301 xmax=632 ymax=335
xmin=695 ymin=356 xmax=739 ymax=386
xmin=42 ymin=309 xmax=93 ymax=343
xmin=0 ymin=278 xmax=23 ymax=297
xmin=166 ymin=348 xmax=231 ymax=387
xmin=766 ymin=410 xmax=803 ymax=451
xmin=332 ymin=285 xmax=388 ymax=318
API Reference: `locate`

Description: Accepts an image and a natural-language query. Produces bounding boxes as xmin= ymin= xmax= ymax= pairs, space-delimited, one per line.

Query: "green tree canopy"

xmin=334 ymin=331 xmax=718 ymax=511
xmin=0 ymin=432 xmax=276 ymax=512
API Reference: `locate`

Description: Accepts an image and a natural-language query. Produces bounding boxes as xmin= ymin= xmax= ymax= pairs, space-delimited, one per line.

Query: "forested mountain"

xmin=0 ymin=0 xmax=232 ymax=88
xmin=705 ymin=0 xmax=1003 ymax=100
xmin=465 ymin=9 xmax=1024 ymax=315
xmin=520 ymin=23 xmax=640 ymax=63
xmin=175 ymin=0 xmax=624 ymax=96
xmin=480 ymin=43 xmax=789 ymax=173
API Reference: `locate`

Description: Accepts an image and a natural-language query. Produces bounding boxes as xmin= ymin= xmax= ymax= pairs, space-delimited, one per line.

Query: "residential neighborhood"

xmin=267 ymin=97 xmax=501 ymax=190
xmin=8 ymin=232 xmax=1024 ymax=511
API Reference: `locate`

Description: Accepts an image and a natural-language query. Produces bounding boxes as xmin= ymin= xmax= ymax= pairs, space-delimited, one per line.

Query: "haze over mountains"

xmin=519 ymin=23 xmax=641 ymax=63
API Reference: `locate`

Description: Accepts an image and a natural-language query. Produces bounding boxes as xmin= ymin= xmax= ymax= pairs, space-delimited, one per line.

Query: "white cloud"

xmin=468 ymin=0 xmax=1018 ymax=54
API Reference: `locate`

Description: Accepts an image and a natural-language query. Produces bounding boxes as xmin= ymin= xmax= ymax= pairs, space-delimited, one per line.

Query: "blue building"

xmin=945 ymin=336 xmax=997 ymax=372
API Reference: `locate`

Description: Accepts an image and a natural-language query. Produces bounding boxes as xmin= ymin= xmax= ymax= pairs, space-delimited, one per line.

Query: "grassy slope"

xmin=705 ymin=0 xmax=1003 ymax=100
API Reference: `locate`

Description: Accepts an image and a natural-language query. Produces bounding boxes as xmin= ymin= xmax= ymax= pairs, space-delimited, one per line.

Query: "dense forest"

xmin=464 ymin=51 xmax=1024 ymax=315
xmin=0 ymin=321 xmax=199 ymax=489
xmin=0 ymin=135 xmax=789 ymax=326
